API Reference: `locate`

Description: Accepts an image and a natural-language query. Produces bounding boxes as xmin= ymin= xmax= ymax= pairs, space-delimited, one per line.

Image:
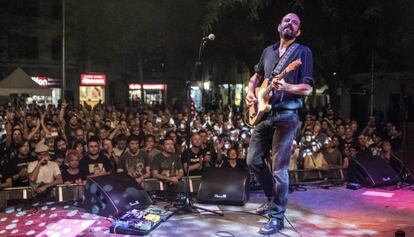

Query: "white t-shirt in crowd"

xmin=28 ymin=160 xmax=61 ymax=184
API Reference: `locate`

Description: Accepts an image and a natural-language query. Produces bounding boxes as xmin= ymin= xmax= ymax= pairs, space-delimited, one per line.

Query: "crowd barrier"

xmin=0 ymin=168 xmax=345 ymax=211
xmin=0 ymin=176 xmax=203 ymax=210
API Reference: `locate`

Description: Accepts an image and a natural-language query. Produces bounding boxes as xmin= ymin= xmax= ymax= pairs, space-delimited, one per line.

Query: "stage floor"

xmin=1 ymin=186 xmax=413 ymax=236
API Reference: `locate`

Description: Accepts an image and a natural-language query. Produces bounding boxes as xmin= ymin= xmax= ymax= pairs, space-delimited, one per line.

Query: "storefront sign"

xmin=31 ymin=76 xmax=61 ymax=88
xmin=80 ymin=74 xmax=106 ymax=86
xmin=128 ymin=84 xmax=166 ymax=90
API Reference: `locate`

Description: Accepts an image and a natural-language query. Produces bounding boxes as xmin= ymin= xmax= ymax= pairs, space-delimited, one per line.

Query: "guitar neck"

xmin=263 ymin=68 xmax=289 ymax=94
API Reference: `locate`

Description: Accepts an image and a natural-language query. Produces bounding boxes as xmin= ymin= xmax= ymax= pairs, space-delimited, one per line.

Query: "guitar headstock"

xmin=285 ymin=59 xmax=302 ymax=73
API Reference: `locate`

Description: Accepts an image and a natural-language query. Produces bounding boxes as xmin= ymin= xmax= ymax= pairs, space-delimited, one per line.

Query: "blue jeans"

xmin=246 ymin=112 xmax=299 ymax=219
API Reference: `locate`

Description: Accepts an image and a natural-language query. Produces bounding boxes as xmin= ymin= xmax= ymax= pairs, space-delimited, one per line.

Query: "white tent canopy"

xmin=0 ymin=68 xmax=52 ymax=96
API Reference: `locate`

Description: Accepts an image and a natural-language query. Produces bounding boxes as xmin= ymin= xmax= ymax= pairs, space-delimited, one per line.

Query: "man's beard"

xmin=279 ymin=26 xmax=296 ymax=40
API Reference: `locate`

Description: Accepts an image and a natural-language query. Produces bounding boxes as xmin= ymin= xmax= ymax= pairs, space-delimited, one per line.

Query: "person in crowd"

xmin=151 ymin=138 xmax=183 ymax=186
xmin=388 ymin=125 xmax=402 ymax=152
xmin=113 ymin=134 xmax=128 ymax=159
xmin=356 ymin=134 xmax=372 ymax=158
xmin=369 ymin=132 xmax=383 ymax=157
xmin=102 ymin=138 xmax=118 ymax=169
xmin=9 ymin=140 xmax=36 ymax=187
xmin=321 ymin=137 xmax=343 ymax=167
xmin=221 ymin=147 xmax=247 ymax=170
xmin=28 ymin=143 xmax=63 ymax=194
xmin=61 ymin=150 xmax=86 ymax=185
xmin=142 ymin=134 xmax=161 ymax=164
xmin=379 ymin=140 xmax=393 ymax=163
xmin=72 ymin=139 xmax=86 ymax=157
xmin=0 ymin=154 xmax=12 ymax=189
xmin=313 ymin=121 xmax=329 ymax=145
xmin=303 ymin=140 xmax=328 ymax=169
xmin=53 ymin=136 xmax=68 ymax=167
xmin=79 ymin=136 xmax=113 ymax=176
xmin=117 ymin=135 xmax=150 ymax=184
xmin=181 ymin=133 xmax=205 ymax=176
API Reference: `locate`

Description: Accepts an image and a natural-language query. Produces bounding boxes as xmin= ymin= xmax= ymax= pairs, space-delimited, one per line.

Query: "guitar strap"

xmin=272 ymin=43 xmax=299 ymax=75
xmin=270 ymin=43 xmax=299 ymax=101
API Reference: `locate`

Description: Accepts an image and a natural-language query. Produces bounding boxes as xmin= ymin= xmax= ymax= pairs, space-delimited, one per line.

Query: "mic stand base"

xmin=173 ymin=196 xmax=224 ymax=217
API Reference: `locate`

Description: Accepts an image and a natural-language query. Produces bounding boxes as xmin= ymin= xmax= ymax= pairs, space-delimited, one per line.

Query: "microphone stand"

xmin=173 ymin=36 xmax=222 ymax=217
xmin=174 ymin=163 xmax=223 ymax=216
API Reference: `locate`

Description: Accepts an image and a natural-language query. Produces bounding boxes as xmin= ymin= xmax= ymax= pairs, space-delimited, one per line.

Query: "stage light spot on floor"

xmin=16 ymin=211 xmax=26 ymax=217
xmin=51 ymin=207 xmax=57 ymax=211
xmin=46 ymin=202 xmax=55 ymax=205
xmin=50 ymin=232 xmax=61 ymax=237
xmin=82 ymin=221 xmax=91 ymax=227
xmin=64 ymin=205 xmax=70 ymax=209
xmin=5 ymin=207 xmax=15 ymax=213
xmin=38 ymin=222 xmax=46 ymax=227
xmin=12 ymin=219 xmax=19 ymax=223
xmin=41 ymin=206 xmax=48 ymax=210
xmin=26 ymin=230 xmax=35 ymax=235
xmin=0 ymin=217 xmax=7 ymax=222
xmin=32 ymin=202 xmax=39 ymax=207
xmin=47 ymin=223 xmax=57 ymax=229
xmin=93 ymin=226 xmax=102 ymax=231
xmin=5 ymin=223 xmax=16 ymax=230
xmin=0 ymin=230 xmax=5 ymax=234
xmin=67 ymin=210 xmax=78 ymax=216
xmin=11 ymin=229 xmax=19 ymax=234
xmin=81 ymin=213 xmax=90 ymax=218
xmin=62 ymin=227 xmax=72 ymax=233
xmin=40 ymin=213 xmax=46 ymax=217
xmin=49 ymin=213 xmax=58 ymax=218
xmin=362 ymin=191 xmax=394 ymax=198
xmin=25 ymin=220 xmax=34 ymax=225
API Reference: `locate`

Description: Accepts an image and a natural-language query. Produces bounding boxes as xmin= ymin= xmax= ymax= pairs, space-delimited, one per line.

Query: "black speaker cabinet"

xmin=348 ymin=156 xmax=400 ymax=187
xmin=83 ymin=173 xmax=152 ymax=217
xmin=197 ymin=168 xmax=250 ymax=206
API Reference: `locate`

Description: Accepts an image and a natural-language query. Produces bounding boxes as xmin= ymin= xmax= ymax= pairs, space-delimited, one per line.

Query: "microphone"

xmin=202 ymin=34 xmax=215 ymax=41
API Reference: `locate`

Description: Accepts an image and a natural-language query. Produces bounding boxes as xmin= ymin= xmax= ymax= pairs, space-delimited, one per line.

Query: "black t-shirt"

xmin=9 ymin=155 xmax=37 ymax=187
xmin=221 ymin=159 xmax=247 ymax=170
xmin=79 ymin=154 xmax=114 ymax=176
xmin=61 ymin=168 xmax=86 ymax=182
xmin=0 ymin=161 xmax=12 ymax=184
xmin=181 ymin=148 xmax=204 ymax=176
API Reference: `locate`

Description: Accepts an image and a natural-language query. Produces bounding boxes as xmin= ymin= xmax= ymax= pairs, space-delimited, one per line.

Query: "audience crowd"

xmin=0 ymin=101 xmax=403 ymax=195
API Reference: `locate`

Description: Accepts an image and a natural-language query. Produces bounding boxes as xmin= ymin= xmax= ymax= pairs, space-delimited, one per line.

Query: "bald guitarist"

xmin=245 ymin=13 xmax=313 ymax=235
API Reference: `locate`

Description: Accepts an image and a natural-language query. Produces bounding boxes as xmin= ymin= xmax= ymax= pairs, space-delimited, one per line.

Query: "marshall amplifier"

xmin=197 ymin=167 xmax=250 ymax=206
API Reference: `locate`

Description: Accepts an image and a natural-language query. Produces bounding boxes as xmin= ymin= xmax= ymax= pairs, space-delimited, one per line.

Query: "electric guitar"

xmin=245 ymin=59 xmax=302 ymax=126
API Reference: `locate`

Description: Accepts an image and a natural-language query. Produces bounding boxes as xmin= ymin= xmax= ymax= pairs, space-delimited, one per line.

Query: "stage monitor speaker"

xmin=348 ymin=156 xmax=400 ymax=187
xmin=83 ymin=173 xmax=152 ymax=217
xmin=197 ymin=167 xmax=250 ymax=206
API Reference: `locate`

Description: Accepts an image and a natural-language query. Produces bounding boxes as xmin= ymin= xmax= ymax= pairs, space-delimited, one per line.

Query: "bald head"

xmin=278 ymin=13 xmax=301 ymax=40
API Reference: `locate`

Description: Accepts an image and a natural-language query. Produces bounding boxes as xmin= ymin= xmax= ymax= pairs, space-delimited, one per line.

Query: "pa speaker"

xmin=197 ymin=167 xmax=250 ymax=206
xmin=83 ymin=173 xmax=152 ymax=217
xmin=348 ymin=156 xmax=399 ymax=187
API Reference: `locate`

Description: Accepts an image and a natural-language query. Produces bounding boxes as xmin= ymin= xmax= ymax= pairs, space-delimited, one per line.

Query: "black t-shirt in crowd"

xmin=181 ymin=148 xmax=205 ymax=176
xmin=79 ymin=154 xmax=114 ymax=176
xmin=9 ymin=155 xmax=37 ymax=187
xmin=0 ymin=161 xmax=12 ymax=184
xmin=61 ymin=168 xmax=86 ymax=183
xmin=221 ymin=159 xmax=247 ymax=170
